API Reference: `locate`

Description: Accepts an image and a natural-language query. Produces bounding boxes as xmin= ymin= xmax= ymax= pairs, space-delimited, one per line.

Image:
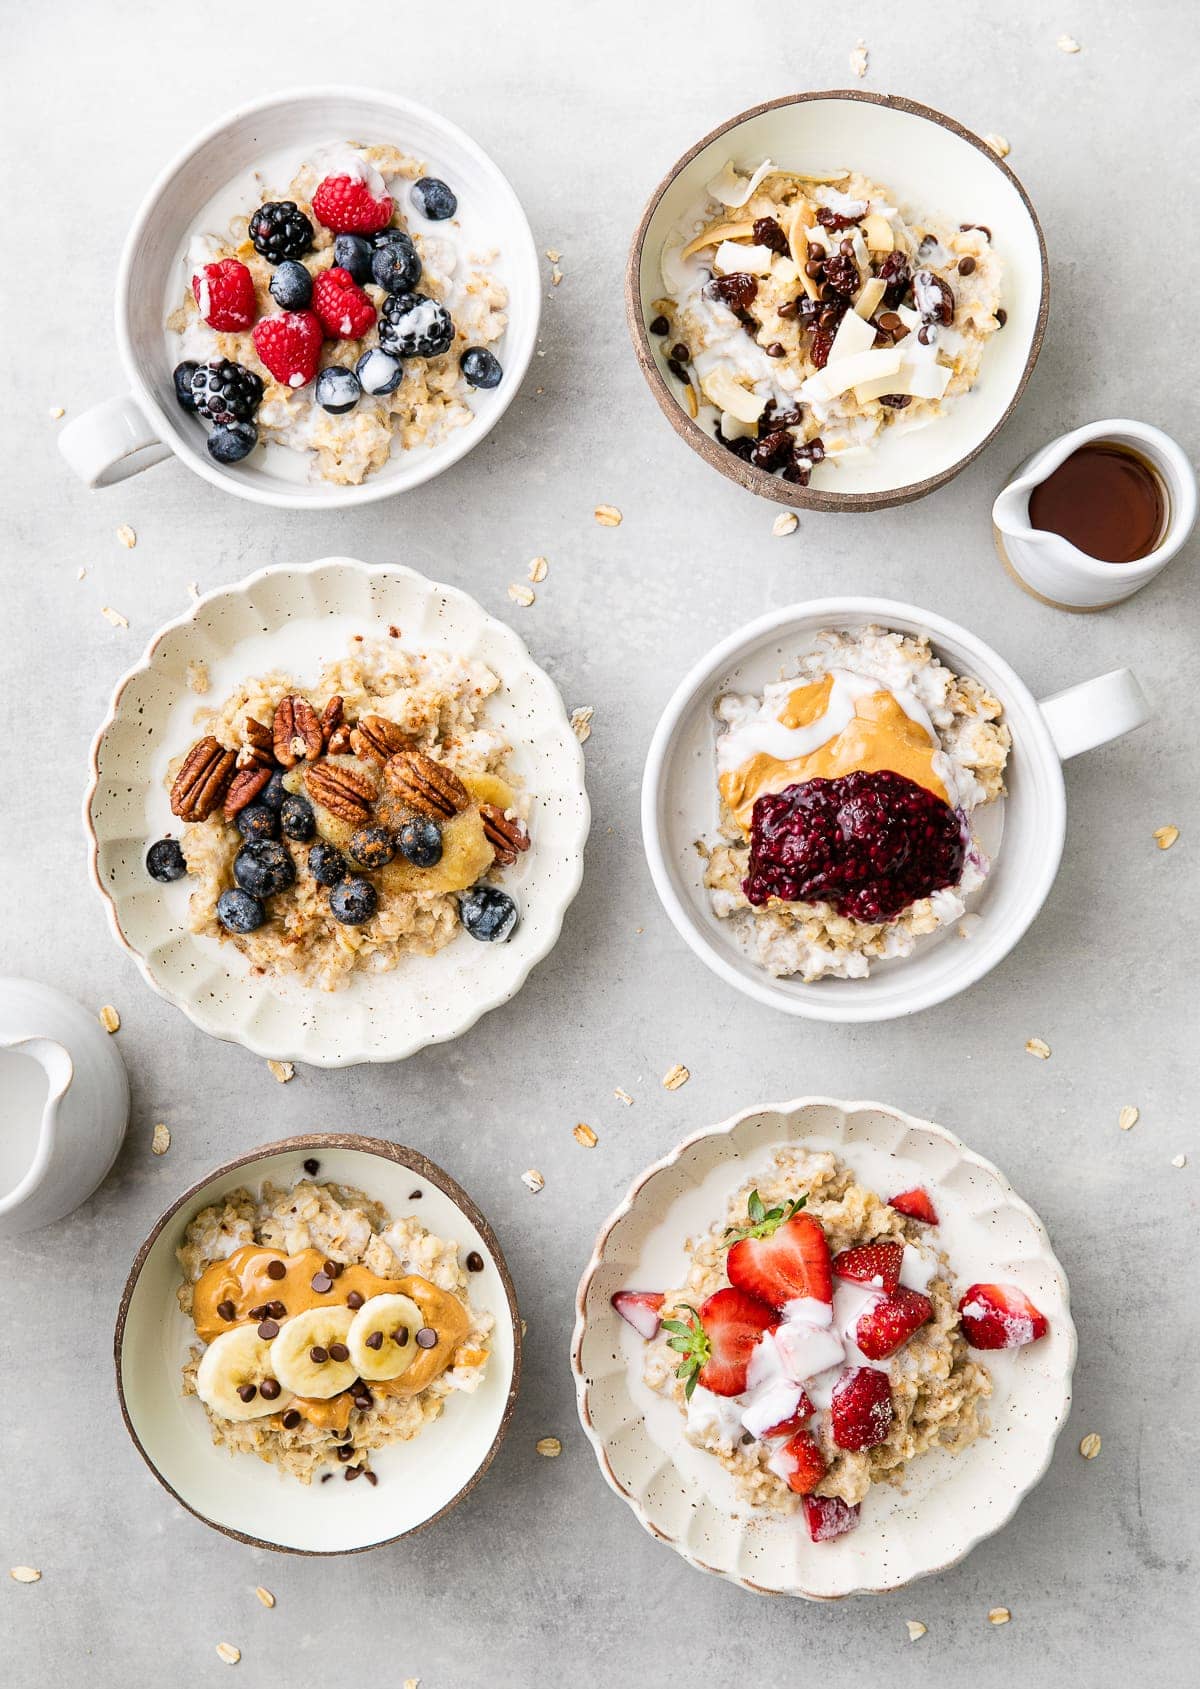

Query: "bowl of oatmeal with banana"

xmin=627 ymin=91 xmax=1048 ymax=509
xmin=572 ymin=1097 xmax=1075 ymax=1598
xmin=117 ymin=1136 xmax=520 ymax=1553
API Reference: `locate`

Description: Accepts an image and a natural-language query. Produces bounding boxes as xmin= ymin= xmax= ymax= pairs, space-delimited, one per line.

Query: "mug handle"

xmin=58 ymin=393 xmax=173 ymax=488
xmin=1038 ymin=668 xmax=1151 ymax=760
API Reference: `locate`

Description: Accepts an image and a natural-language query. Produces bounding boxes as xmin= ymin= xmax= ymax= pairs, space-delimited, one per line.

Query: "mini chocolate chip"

xmin=320 ymin=1472 xmax=332 ymax=1482
xmin=466 ymin=1252 xmax=484 ymax=1273
xmin=393 ymin=1326 xmax=410 ymax=1346
xmin=346 ymin=1291 xmax=365 ymax=1310
xmin=649 ymin=314 xmax=669 ymax=336
xmin=328 ymin=1342 xmax=349 ymax=1363
xmin=309 ymin=1345 xmax=329 ymax=1364
xmin=764 ymin=341 xmax=785 ymax=358
xmin=336 ymin=1445 xmax=354 ymax=1461
xmin=877 ymin=312 xmax=903 ymax=332
xmin=917 ymin=325 xmax=935 ymax=344
xmin=415 ymin=1327 xmax=437 ymax=1350
xmin=257 ymin=1319 xmax=279 ymax=1340
xmin=268 ymin=1301 xmax=286 ymax=1319
xmin=364 ymin=1469 xmax=378 ymax=1486
xmin=237 ymin=1383 xmax=258 ymax=1403
xmin=259 ymin=1378 xmax=281 ymax=1401
xmin=995 ymin=307 xmax=1007 ymax=328
xmin=670 ymin=343 xmax=689 ymax=363
xmin=303 ymin=1158 xmax=320 ymax=1175
xmin=323 ymin=1260 xmax=343 ymax=1279
xmin=741 ymin=1431 xmax=754 ymax=1445
xmin=353 ymin=1388 xmax=373 ymax=1410
xmin=282 ymin=1409 xmax=302 ymax=1429
xmin=777 ymin=298 xmax=800 ymax=320
xmin=957 ymin=256 xmax=977 ymax=276
xmin=311 ymin=1272 xmax=333 ymax=1294
xmin=804 ymin=259 xmax=824 ymax=280
xmin=959 ymin=222 xmax=992 ymax=242
xmin=216 ymin=1300 xmax=236 ymax=1322
xmin=266 ymin=1259 xmax=287 ymax=1281
xmin=365 ymin=1331 xmax=384 ymax=1351
xmin=345 ymin=1465 xmax=363 ymax=1481
xmin=408 ymin=1189 xmax=422 ymax=1200
xmin=249 ymin=1304 xmax=269 ymax=1320
xmin=666 ymin=357 xmax=689 ymax=383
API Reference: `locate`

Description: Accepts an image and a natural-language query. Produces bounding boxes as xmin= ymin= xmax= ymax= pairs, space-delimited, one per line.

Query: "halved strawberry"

xmin=662 ymin=1288 xmax=779 ymax=1398
xmin=610 ymin=1291 xmax=664 ymax=1341
xmin=832 ymin=1240 xmax=904 ymax=1292
xmin=958 ymin=1283 xmax=1049 ymax=1350
xmin=830 ymin=1366 xmax=894 ymax=1450
xmin=803 ymin=1494 xmax=861 ymax=1543
xmin=855 ymin=1287 xmax=933 ymax=1360
xmin=770 ymin=1427 xmax=825 ymax=1495
xmin=724 ymin=1190 xmax=832 ymax=1314
xmin=889 ymin=1186 xmax=939 ymax=1225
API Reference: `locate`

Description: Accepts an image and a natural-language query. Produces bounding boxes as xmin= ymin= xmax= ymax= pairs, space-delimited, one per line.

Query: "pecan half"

xmin=239 ymin=717 xmax=275 ymax=770
xmin=327 ymin=724 xmax=354 ymax=755
xmin=481 ymin=804 xmax=531 ymax=867
xmin=383 ymin=751 xmax=470 ymax=820
xmin=170 ymin=737 xmax=236 ymax=822
xmin=350 ymin=714 xmax=411 ymax=764
xmin=304 ymin=761 xmax=377 ymax=824
xmin=223 ymin=765 xmax=272 ymax=820
xmin=320 ymin=696 xmax=344 ymax=749
xmin=273 ymin=696 xmax=324 ymax=768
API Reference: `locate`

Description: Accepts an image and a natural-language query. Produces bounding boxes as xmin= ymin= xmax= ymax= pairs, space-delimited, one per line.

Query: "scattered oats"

xmin=528 ymin=555 xmax=549 ymax=583
xmin=1079 ymin=1433 xmax=1102 ymax=1460
xmin=551 ymin=266 xmax=563 ymax=287
xmin=1025 ymin=1037 xmax=1051 ymax=1060
xmin=1153 ymin=825 xmax=1179 ymax=851
xmin=906 ymin=1620 xmax=927 ymax=1642
xmin=984 ymin=133 xmax=1011 ymax=158
xmin=507 ymin=582 xmax=536 ymax=607
xmin=49 ymin=405 xmax=65 ymax=420
xmin=521 ymin=1168 xmax=545 ymax=1193
xmin=187 ymin=581 xmax=201 ymax=600
xmin=1057 ymin=33 xmax=1081 ymax=52
xmin=536 ymin=1436 xmax=562 ymax=1457
xmin=151 ymin=1123 xmax=171 ymax=1156
xmin=662 ymin=1063 xmax=690 ymax=1091
xmin=988 ymin=1607 xmax=1011 ymax=1626
xmin=594 ymin=504 xmax=623 ymax=527
xmin=266 ymin=1059 xmax=294 ymax=1084
xmin=215 ymin=1643 xmax=241 ymax=1664
xmin=254 ymin=1586 xmax=275 ymax=1609
xmin=98 ymin=1004 xmax=121 ymax=1033
xmin=849 ymin=38 xmax=869 ymax=77
xmin=403 ymin=1679 xmax=421 ymax=1689
xmin=187 ymin=659 xmax=210 ymax=695
xmin=545 ymin=248 xmax=561 ymax=262
xmin=772 ymin=511 xmax=799 ymax=537
xmin=9 ymin=1567 xmax=41 ymax=1584
xmin=1171 ymin=1153 xmax=1187 ymax=1169
xmin=573 ymin=1122 xmax=598 ymax=1148
xmin=1118 ymin=1105 xmax=1139 ymax=1132
xmin=614 ymin=1087 xmax=633 ymax=1107
xmin=957 ymin=912 xmax=982 ymax=940
xmin=76 ymin=566 xmax=87 ymax=581
xmin=101 ymin=605 xmax=129 ymax=629
xmin=570 ymin=706 xmax=594 ymax=743
xmin=116 ymin=523 xmax=137 ymax=549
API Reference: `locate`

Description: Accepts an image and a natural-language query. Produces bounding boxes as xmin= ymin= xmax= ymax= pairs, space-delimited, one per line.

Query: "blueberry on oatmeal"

xmin=217 ymin=887 xmax=265 ymax=934
xmin=268 ymin=259 xmax=313 ymax=311
xmin=146 ymin=838 xmax=187 ymax=882
xmin=460 ymin=348 xmax=503 ymax=389
xmin=315 ymin=367 xmax=361 ymax=415
xmin=398 ymin=817 xmax=443 ymax=868
xmin=370 ymin=231 xmax=422 ymax=295
xmin=279 ymin=795 xmax=316 ymax=842
xmin=329 ymin=876 xmax=378 ymax=926
xmin=348 ymin=826 xmax=396 ymax=870
xmin=236 ymin=803 xmax=279 ymax=844
xmin=206 ymin=421 xmax=258 ymax=464
xmin=173 ymin=361 xmax=199 ymax=411
xmin=307 ymin=840 xmax=347 ymax=887
xmin=411 ymin=177 xmax=457 ymax=221
xmin=333 ymin=233 xmax=374 ymax=283
xmin=249 ymin=200 xmax=315 ymax=263
xmin=234 ymin=840 xmax=296 ymax=899
xmin=459 ymin=885 xmax=518 ymax=943
xmin=355 ymin=348 xmax=403 ymax=396
xmin=259 ymin=769 xmax=288 ymax=812
xmin=378 ymin=293 xmax=454 ymax=359
xmin=191 ymin=360 xmax=264 ymax=424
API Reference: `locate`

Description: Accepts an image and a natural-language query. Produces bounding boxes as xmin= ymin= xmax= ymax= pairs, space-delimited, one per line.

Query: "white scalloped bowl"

xmin=86 ymin=559 xmax=589 ymax=1065
xmin=572 ymin=1098 xmax=1075 ymax=1599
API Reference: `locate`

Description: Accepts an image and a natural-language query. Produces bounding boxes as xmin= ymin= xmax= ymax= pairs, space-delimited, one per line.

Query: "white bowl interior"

xmin=125 ymin=88 xmax=541 ymax=503
xmin=637 ymin=96 xmax=1044 ymax=496
xmin=575 ymin=1099 xmax=1075 ymax=1597
xmin=642 ymin=600 xmax=1064 ymax=1022
xmin=88 ymin=560 xmax=589 ymax=1063
xmin=120 ymin=1143 xmax=517 ymax=1553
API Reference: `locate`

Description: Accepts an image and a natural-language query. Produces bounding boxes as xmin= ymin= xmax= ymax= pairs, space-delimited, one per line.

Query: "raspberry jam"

xmin=743 ymin=769 xmax=966 ymax=922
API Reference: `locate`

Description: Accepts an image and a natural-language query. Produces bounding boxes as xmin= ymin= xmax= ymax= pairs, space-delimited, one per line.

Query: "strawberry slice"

xmin=662 ymin=1288 xmax=778 ymax=1398
xmin=610 ymin=1291 xmax=664 ymax=1341
xmin=855 ymin=1286 xmax=933 ymax=1360
xmin=803 ymin=1494 xmax=861 ymax=1543
xmin=769 ymin=1427 xmax=825 ymax=1495
xmin=830 ymin=1366 xmax=894 ymax=1450
xmin=832 ymin=1240 xmax=904 ymax=1292
xmin=889 ymin=1186 xmax=939 ymax=1225
xmin=958 ymin=1283 xmax=1049 ymax=1349
xmin=724 ymin=1190 xmax=832 ymax=1314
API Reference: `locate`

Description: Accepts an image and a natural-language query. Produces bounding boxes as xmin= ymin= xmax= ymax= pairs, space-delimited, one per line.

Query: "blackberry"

xmin=460 ymin=347 xmax=503 ymax=389
xmin=173 ymin=361 xmax=199 ymax=411
xmin=249 ymin=200 xmax=315 ymax=263
xmin=191 ymin=360 xmax=264 ymax=424
xmin=378 ymin=292 xmax=454 ymax=359
xmin=370 ymin=231 xmax=422 ymax=295
xmin=411 ymin=177 xmax=457 ymax=220
xmin=146 ymin=838 xmax=187 ymax=882
xmin=207 ymin=422 xmax=257 ymax=464
xmin=333 ymin=233 xmax=373 ymax=283
xmin=459 ymin=885 xmax=518 ymax=943
xmin=269 ymin=259 xmax=313 ymax=310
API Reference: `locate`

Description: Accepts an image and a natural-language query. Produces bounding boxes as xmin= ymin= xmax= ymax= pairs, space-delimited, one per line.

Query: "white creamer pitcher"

xmin=992 ymin=418 xmax=1196 ymax=610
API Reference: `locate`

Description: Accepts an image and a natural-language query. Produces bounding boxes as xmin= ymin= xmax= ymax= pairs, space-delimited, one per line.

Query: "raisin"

xmin=714 ymin=425 xmax=756 ymax=463
xmin=707 ymin=272 xmax=758 ymax=312
xmin=796 ymin=297 xmax=822 ymax=326
xmin=772 ymin=407 xmax=803 ymax=428
xmin=816 ymin=207 xmax=862 ymax=233
xmin=648 ymin=314 xmax=669 ymax=336
xmin=878 ymin=393 xmax=913 ymax=409
xmin=753 ymin=216 xmax=789 ymax=255
xmin=878 ymin=251 xmax=911 ymax=308
xmin=823 ymin=253 xmax=859 ymax=298
xmin=781 ymin=462 xmax=812 ymax=486
xmin=810 ymin=328 xmax=835 ymax=369
xmin=914 ymin=269 xmax=955 ymax=324
xmin=750 ymin=430 xmax=795 ymax=471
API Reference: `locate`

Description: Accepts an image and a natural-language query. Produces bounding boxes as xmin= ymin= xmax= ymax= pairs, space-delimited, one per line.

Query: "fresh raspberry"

xmin=251 ymin=311 xmax=323 ymax=389
xmin=830 ymin=1366 xmax=894 ymax=1451
xmin=311 ymin=174 xmax=393 ymax=235
xmin=191 ymin=259 xmax=257 ymax=333
xmin=311 ymin=267 xmax=377 ymax=341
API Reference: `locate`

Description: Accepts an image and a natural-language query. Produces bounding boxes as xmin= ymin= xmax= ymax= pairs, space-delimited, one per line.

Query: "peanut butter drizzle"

xmin=372 ymin=1277 xmax=472 ymax=1398
xmin=720 ymin=683 xmax=948 ymax=833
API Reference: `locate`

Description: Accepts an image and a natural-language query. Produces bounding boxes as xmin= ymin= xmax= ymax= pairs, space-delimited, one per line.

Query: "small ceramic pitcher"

xmin=992 ymin=418 xmax=1196 ymax=610
xmin=0 ymin=978 xmax=130 ymax=1237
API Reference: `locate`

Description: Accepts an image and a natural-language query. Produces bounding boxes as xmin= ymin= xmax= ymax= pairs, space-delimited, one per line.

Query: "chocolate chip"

xmin=328 ymin=1342 xmax=349 ymax=1363
xmin=216 ymin=1299 xmax=236 ymax=1322
xmin=877 ymin=312 xmax=903 ymax=332
xmin=248 ymin=1304 xmax=269 ymax=1321
xmin=466 ymin=1252 xmax=484 ymax=1273
xmin=269 ymin=1301 xmax=286 ymax=1319
xmin=266 ymin=1259 xmax=287 ymax=1281
xmin=320 ymin=1472 xmax=332 ymax=1482
xmin=237 ymin=1383 xmax=258 ymax=1403
xmin=345 ymin=1465 xmax=363 ymax=1481
xmin=282 ymin=1409 xmax=301 ymax=1429
xmin=303 ymin=1158 xmax=320 ymax=1175
xmin=257 ymin=1319 xmax=279 ymax=1340
xmin=804 ymin=260 xmax=824 ymax=280
xmin=649 ymin=314 xmax=669 ymax=336
xmin=311 ymin=1272 xmax=333 ymax=1294
xmin=667 ymin=357 xmax=689 ymax=383
xmin=959 ymin=222 xmax=991 ymax=242
xmin=309 ymin=1345 xmax=329 ymax=1364
xmin=259 ymin=1378 xmax=281 ymax=1400
xmin=336 ymin=1445 xmax=354 ymax=1462
xmin=365 ymin=1331 xmax=384 ymax=1351
xmin=957 ymin=256 xmax=977 ymax=276
xmin=777 ymin=298 xmax=800 ymax=320
xmin=393 ymin=1326 xmax=409 ymax=1346
xmin=764 ymin=342 xmax=785 ymax=357
xmin=996 ymin=307 xmax=1007 ymax=328
xmin=346 ymin=1291 xmax=365 ymax=1310
xmin=352 ymin=1388 xmax=373 ymax=1410
xmin=364 ymin=1469 xmax=378 ymax=1487
xmin=323 ymin=1260 xmax=343 ymax=1279
xmin=408 ymin=1189 xmax=422 ymax=1200
xmin=670 ymin=343 xmax=689 ymax=363
xmin=415 ymin=1327 xmax=437 ymax=1350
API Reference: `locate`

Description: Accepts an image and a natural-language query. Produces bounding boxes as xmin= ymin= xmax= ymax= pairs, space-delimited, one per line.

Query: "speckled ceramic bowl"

xmin=86 ymin=559 xmax=589 ymax=1065
xmin=572 ymin=1097 xmax=1075 ymax=1599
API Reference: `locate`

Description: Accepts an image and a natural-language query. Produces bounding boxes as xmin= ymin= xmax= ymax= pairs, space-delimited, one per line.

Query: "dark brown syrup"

xmin=1028 ymin=442 xmax=1166 ymax=564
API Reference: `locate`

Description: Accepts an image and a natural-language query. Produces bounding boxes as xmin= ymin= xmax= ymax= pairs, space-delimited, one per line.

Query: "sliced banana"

xmin=347 ymin=1293 xmax=423 ymax=1383
xmin=269 ymin=1307 xmax=356 ymax=1400
xmin=195 ymin=1325 xmax=280 ymax=1422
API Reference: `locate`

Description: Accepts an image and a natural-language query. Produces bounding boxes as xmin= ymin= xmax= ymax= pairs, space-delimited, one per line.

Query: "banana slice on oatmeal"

xmin=347 ymin=1293 xmax=423 ymax=1382
xmin=269 ymin=1307 xmax=356 ymax=1399
xmin=195 ymin=1325 xmax=280 ymax=1422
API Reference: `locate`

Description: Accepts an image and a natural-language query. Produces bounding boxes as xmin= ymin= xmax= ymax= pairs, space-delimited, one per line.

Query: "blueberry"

xmin=459 ymin=885 xmax=518 ymax=943
xmin=269 ymin=259 xmax=313 ymax=310
xmin=259 ymin=770 xmax=288 ymax=812
xmin=233 ymin=840 xmax=295 ymax=899
xmin=460 ymin=347 xmax=503 ymax=390
xmin=412 ymin=177 xmax=457 ymax=221
xmin=207 ymin=421 xmax=257 ymax=464
xmin=378 ymin=293 xmax=454 ymax=359
xmin=217 ymin=887 xmax=265 ymax=934
xmin=398 ymin=818 xmax=443 ymax=868
xmin=329 ymin=876 xmax=378 ymax=926
xmin=236 ymin=803 xmax=278 ymax=843
xmin=280 ymin=794 xmax=315 ymax=842
xmin=334 ymin=233 xmax=374 ymax=283
xmin=315 ymin=366 xmax=361 ymax=415
xmin=370 ymin=231 xmax=422 ymax=295
xmin=173 ymin=361 xmax=199 ymax=412
xmin=348 ymin=825 xmax=396 ymax=870
xmin=308 ymin=840 xmax=347 ymax=887
xmin=146 ymin=838 xmax=187 ymax=882
xmin=355 ymin=348 xmax=404 ymax=397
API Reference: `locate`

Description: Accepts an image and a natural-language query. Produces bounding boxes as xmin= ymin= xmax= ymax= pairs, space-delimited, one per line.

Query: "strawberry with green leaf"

xmin=662 ymin=1288 xmax=779 ymax=1399
xmin=722 ymin=1190 xmax=833 ymax=1316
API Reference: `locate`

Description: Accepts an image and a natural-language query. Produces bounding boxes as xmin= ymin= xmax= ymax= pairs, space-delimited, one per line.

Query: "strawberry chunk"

xmin=958 ymin=1283 xmax=1049 ymax=1349
xmin=725 ymin=1194 xmax=832 ymax=1315
xmin=251 ymin=311 xmax=324 ymax=389
xmin=312 ymin=267 xmax=377 ymax=341
xmin=769 ymin=1427 xmax=825 ymax=1495
xmin=803 ymin=1494 xmax=861 ymax=1543
xmin=610 ymin=1291 xmax=664 ymax=1341
xmin=888 ymin=1186 xmax=939 ymax=1225
xmin=311 ymin=174 xmax=394 ymax=235
xmin=662 ymin=1287 xmax=778 ymax=1398
xmin=832 ymin=1241 xmax=904 ymax=1293
xmin=855 ymin=1286 xmax=933 ymax=1360
xmin=192 ymin=259 xmax=256 ymax=333
xmin=744 ymin=1384 xmax=814 ymax=1441
xmin=830 ymin=1366 xmax=894 ymax=1450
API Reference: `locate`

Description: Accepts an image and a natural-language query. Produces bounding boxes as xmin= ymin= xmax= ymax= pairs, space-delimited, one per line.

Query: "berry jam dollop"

xmin=743 ymin=769 xmax=967 ymax=922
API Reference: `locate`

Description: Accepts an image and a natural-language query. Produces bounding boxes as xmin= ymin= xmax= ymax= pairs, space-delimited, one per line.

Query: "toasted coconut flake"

xmin=1025 ymin=1037 xmax=1051 ymax=1060
xmin=151 ymin=1123 xmax=171 ymax=1156
xmin=569 ymin=706 xmax=593 ymax=743
xmin=101 ymin=605 xmax=129 ymax=629
xmin=614 ymin=1087 xmax=633 ymax=1106
xmin=507 ymin=582 xmax=535 ymax=607
xmin=772 ymin=512 xmax=799 ymax=537
xmin=98 ymin=1004 xmax=121 ymax=1033
xmin=984 ymin=133 xmax=1011 ymax=158
xmin=1118 ymin=1105 xmax=1139 ymax=1132
xmin=254 ymin=1586 xmax=275 ymax=1609
xmin=521 ymin=1168 xmax=545 ymax=1193
xmin=9 ymin=1567 xmax=41 ymax=1584
xmin=266 ymin=1060 xmax=294 ymax=1084
xmin=662 ymin=1063 xmax=690 ymax=1090
xmin=684 ymin=381 xmax=698 ymax=418
xmin=906 ymin=1621 xmax=927 ymax=1642
xmin=573 ymin=1122 xmax=598 ymax=1149
xmin=987 ymin=1607 xmax=1011 ymax=1626
xmin=849 ymin=38 xmax=869 ymax=77
xmin=216 ymin=1643 xmax=241 ymax=1664
xmin=1153 ymin=825 xmax=1179 ymax=850
xmin=680 ymin=219 xmax=756 ymax=261
xmin=536 ymin=1436 xmax=562 ymax=1457
xmin=527 ymin=556 xmax=549 ymax=583
xmin=593 ymin=504 xmax=623 ymax=527
xmin=116 ymin=524 xmax=137 ymax=549
xmin=1079 ymin=1433 xmax=1102 ymax=1460
xmin=551 ymin=266 xmax=563 ymax=287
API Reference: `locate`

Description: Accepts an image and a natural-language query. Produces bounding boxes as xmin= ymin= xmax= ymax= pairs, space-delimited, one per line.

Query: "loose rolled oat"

xmin=49 ymin=406 xmax=65 ymax=420
xmin=152 ymin=1123 xmax=171 ymax=1156
xmin=215 ymin=1643 xmax=241 ymax=1664
xmin=849 ymin=39 xmax=869 ymax=77
xmin=9 ymin=1567 xmax=41 ymax=1584
xmin=984 ymin=134 xmax=1011 ymax=157
xmin=522 ymin=1168 xmax=545 ymax=1193
xmin=1025 ymin=1038 xmax=1051 ymax=1060
xmin=116 ymin=524 xmax=137 ymax=549
xmin=772 ymin=512 xmax=799 ymax=537
xmin=1153 ymin=825 xmax=1180 ymax=850
xmin=98 ymin=1004 xmax=121 ymax=1033
xmin=662 ymin=1064 xmax=690 ymax=1090
xmin=573 ymin=1123 xmax=598 ymax=1148
xmin=1057 ymin=34 xmax=1081 ymax=52
xmin=507 ymin=582 xmax=535 ymax=607
xmin=1118 ymin=1106 xmax=1139 ymax=1132
xmin=906 ymin=1621 xmax=927 ymax=1642
xmin=614 ymin=1087 xmax=633 ymax=1107
xmin=570 ymin=707 xmax=594 ymax=743
xmin=101 ymin=606 xmax=129 ymax=629
xmin=536 ymin=1436 xmax=562 ymax=1457
xmin=593 ymin=504 xmax=622 ymax=527
xmin=254 ymin=1586 xmax=275 ymax=1608
xmin=527 ymin=556 xmax=549 ymax=583
xmin=988 ymin=1607 xmax=1011 ymax=1625
xmin=1079 ymin=1433 xmax=1102 ymax=1460
xmin=267 ymin=1060 xmax=295 ymax=1084
xmin=1171 ymin=1153 xmax=1187 ymax=1168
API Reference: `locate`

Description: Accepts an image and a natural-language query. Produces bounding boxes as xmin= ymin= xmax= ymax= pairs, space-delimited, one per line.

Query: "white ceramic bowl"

xmin=572 ymin=1096 xmax=1075 ymax=1598
xmin=86 ymin=559 xmax=589 ymax=1065
xmin=642 ymin=597 xmax=1149 ymax=1021
xmin=58 ymin=86 xmax=540 ymax=508
xmin=116 ymin=1135 xmax=521 ymax=1554
xmin=627 ymin=91 xmax=1048 ymax=510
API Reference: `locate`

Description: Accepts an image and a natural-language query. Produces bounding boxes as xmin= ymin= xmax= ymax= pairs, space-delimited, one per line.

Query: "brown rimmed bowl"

xmin=626 ymin=90 xmax=1049 ymax=512
xmin=115 ymin=1134 xmax=521 ymax=1554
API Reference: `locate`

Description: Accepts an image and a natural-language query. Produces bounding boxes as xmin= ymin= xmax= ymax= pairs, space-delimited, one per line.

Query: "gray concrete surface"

xmin=2 ymin=2 xmax=1196 ymax=1684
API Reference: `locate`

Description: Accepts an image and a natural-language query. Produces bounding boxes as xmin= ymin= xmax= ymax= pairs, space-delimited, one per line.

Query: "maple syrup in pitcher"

xmin=1028 ymin=441 xmax=1167 ymax=564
